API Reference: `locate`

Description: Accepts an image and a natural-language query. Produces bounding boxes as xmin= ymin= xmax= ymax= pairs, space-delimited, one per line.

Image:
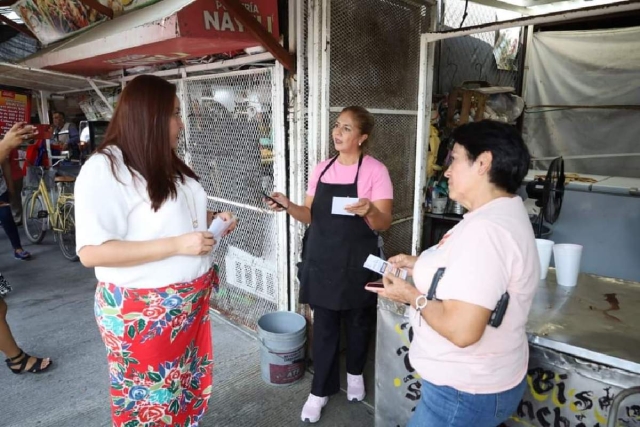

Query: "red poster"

xmin=0 ymin=90 xmax=31 ymax=137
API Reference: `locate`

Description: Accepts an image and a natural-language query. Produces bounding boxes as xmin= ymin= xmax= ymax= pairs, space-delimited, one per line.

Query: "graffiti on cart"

xmin=392 ymin=321 xmax=421 ymax=422
xmin=510 ymin=367 xmax=640 ymax=427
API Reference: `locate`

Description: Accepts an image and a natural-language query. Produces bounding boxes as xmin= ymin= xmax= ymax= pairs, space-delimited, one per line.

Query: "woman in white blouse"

xmin=75 ymin=75 xmax=236 ymax=427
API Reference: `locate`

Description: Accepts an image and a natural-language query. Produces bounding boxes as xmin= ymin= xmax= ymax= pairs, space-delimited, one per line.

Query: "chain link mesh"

xmin=438 ymin=0 xmax=520 ymax=94
xmin=178 ymin=69 xmax=281 ymax=330
xmin=329 ymin=0 xmax=427 ymax=110
xmin=328 ymin=0 xmax=425 ymax=258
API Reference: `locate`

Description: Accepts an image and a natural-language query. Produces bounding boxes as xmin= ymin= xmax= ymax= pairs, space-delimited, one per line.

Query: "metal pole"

xmin=289 ymin=0 xmax=306 ymax=313
xmin=273 ymin=63 xmax=289 ymax=312
xmin=412 ymin=8 xmax=437 ymax=256
xmin=425 ymin=0 xmax=640 ymax=42
xmin=319 ymin=0 xmax=331 ymax=162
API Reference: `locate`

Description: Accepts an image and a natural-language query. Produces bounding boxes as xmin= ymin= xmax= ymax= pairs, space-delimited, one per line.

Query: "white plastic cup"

xmin=553 ymin=244 xmax=583 ymax=287
xmin=535 ymin=239 xmax=554 ymax=280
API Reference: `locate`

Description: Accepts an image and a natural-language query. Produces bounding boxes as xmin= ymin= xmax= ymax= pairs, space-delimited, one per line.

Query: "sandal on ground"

xmin=5 ymin=349 xmax=52 ymax=374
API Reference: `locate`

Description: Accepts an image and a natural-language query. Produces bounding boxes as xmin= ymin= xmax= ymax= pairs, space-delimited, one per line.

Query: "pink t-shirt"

xmin=306 ymin=155 xmax=393 ymax=201
xmin=410 ymin=196 xmax=540 ymax=394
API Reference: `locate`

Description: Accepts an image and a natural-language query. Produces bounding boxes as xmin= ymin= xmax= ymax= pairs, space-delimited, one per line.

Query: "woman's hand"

xmin=1 ymin=122 xmax=37 ymax=148
xmin=345 ymin=198 xmax=373 ymax=217
xmin=388 ymin=253 xmax=418 ymax=276
xmin=175 ymin=231 xmax=215 ymax=256
xmin=216 ymin=211 xmax=238 ymax=236
xmin=366 ymin=270 xmax=418 ymax=305
xmin=264 ymin=192 xmax=290 ymax=212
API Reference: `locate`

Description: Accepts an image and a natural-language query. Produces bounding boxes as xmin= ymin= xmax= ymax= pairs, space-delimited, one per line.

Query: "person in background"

xmin=367 ymin=121 xmax=538 ymax=427
xmin=266 ymin=106 xmax=393 ymax=424
xmin=51 ymin=111 xmax=79 ymax=149
xmin=75 ymin=75 xmax=237 ymax=427
xmin=0 ymin=135 xmax=31 ymax=260
xmin=8 ymin=148 xmax=23 ymax=224
xmin=0 ymin=122 xmax=52 ymax=374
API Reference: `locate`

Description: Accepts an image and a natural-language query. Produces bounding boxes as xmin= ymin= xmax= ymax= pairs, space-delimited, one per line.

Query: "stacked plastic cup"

xmin=553 ymin=244 xmax=583 ymax=287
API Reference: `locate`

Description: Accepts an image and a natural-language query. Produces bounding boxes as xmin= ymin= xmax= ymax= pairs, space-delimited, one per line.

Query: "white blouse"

xmin=74 ymin=147 xmax=210 ymax=289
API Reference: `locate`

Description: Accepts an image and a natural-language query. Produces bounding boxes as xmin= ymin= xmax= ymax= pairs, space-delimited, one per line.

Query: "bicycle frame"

xmin=26 ymin=170 xmax=75 ymax=233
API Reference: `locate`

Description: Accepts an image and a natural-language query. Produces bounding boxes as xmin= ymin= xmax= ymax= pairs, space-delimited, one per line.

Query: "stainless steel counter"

xmin=527 ymin=269 xmax=640 ymax=374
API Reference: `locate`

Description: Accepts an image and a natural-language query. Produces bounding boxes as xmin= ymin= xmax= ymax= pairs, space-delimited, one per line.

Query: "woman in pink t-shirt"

xmin=266 ymin=106 xmax=393 ymax=423
xmin=368 ymin=121 xmax=538 ymax=427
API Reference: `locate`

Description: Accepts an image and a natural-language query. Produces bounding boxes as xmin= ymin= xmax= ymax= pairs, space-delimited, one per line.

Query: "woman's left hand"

xmin=366 ymin=270 xmax=417 ymax=305
xmin=345 ymin=198 xmax=373 ymax=217
xmin=216 ymin=211 xmax=238 ymax=236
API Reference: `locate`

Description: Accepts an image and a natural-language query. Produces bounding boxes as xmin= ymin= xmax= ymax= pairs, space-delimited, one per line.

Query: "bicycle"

xmin=22 ymin=155 xmax=78 ymax=261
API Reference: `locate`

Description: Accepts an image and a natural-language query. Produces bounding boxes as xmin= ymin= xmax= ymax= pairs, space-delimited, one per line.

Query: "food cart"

xmin=365 ymin=1 xmax=640 ymax=425
xmin=293 ymin=0 xmax=640 ymax=425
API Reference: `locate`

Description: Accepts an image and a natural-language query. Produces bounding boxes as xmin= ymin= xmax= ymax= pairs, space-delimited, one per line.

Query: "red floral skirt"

xmin=95 ymin=268 xmax=219 ymax=427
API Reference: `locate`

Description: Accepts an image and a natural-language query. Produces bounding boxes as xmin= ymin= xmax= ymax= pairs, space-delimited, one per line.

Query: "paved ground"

xmin=0 ymin=229 xmax=375 ymax=427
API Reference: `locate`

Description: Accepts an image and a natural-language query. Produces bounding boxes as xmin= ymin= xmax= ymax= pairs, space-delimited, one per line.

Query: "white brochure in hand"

xmin=208 ymin=216 xmax=234 ymax=251
xmin=363 ymin=254 xmax=408 ymax=280
xmin=331 ymin=197 xmax=356 ymax=216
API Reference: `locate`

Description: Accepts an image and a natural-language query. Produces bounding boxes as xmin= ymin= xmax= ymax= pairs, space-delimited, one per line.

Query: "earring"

xmin=359 ymin=143 xmax=362 ymax=146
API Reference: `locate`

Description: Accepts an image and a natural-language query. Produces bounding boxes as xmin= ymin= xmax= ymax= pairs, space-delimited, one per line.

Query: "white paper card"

xmin=208 ymin=216 xmax=234 ymax=251
xmin=363 ymin=254 xmax=408 ymax=280
xmin=331 ymin=197 xmax=356 ymax=216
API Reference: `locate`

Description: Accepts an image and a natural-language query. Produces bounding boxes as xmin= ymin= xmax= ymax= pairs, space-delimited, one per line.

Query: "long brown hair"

xmin=98 ymin=75 xmax=198 ymax=211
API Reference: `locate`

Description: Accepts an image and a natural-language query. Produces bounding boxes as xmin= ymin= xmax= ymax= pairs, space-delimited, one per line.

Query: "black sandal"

xmin=5 ymin=349 xmax=52 ymax=374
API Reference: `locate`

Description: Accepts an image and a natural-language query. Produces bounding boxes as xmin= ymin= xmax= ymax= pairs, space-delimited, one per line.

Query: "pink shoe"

xmin=301 ymin=393 xmax=328 ymax=423
xmin=347 ymin=373 xmax=366 ymax=402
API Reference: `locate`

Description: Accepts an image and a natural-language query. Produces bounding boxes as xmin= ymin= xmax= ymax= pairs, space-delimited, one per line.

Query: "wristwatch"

xmin=414 ymin=294 xmax=428 ymax=326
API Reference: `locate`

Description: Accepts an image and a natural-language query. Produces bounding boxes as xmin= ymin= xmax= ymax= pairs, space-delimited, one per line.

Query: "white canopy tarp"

xmin=523 ymin=26 xmax=640 ymax=178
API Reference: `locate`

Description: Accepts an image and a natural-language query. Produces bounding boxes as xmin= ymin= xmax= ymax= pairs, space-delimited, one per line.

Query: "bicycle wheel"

xmin=55 ymin=200 xmax=79 ymax=262
xmin=23 ymin=192 xmax=47 ymax=244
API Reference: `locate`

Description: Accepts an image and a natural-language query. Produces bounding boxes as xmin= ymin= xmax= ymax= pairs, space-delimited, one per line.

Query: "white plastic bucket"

xmin=553 ymin=244 xmax=583 ymax=287
xmin=535 ymin=239 xmax=555 ymax=280
xmin=257 ymin=311 xmax=307 ymax=386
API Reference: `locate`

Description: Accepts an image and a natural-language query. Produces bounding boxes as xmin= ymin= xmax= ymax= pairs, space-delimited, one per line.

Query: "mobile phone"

xmin=365 ymin=281 xmax=384 ymax=289
xmin=262 ymin=191 xmax=286 ymax=210
xmin=34 ymin=124 xmax=52 ymax=140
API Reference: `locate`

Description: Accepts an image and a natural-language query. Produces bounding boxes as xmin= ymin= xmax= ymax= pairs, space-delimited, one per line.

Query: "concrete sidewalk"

xmin=0 ymin=229 xmax=375 ymax=427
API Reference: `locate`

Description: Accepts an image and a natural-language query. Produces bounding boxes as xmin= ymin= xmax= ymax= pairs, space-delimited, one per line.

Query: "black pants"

xmin=310 ymin=305 xmax=375 ymax=397
xmin=0 ymin=191 xmax=22 ymax=251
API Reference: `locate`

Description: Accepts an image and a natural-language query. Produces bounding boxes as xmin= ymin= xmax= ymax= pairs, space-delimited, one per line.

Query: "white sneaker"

xmin=301 ymin=394 xmax=329 ymax=423
xmin=347 ymin=373 xmax=366 ymax=402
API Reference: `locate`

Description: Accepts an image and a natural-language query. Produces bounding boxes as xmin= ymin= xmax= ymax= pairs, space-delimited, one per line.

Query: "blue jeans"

xmin=407 ymin=376 xmax=527 ymax=427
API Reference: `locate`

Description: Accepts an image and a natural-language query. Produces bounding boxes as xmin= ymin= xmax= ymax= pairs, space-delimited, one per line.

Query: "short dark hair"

xmin=341 ymin=106 xmax=374 ymax=148
xmin=52 ymin=111 xmax=65 ymax=119
xmin=451 ymin=121 xmax=530 ymax=194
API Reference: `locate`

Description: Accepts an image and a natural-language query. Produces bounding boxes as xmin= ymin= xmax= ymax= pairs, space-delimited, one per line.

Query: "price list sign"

xmin=0 ymin=90 xmax=31 ymax=137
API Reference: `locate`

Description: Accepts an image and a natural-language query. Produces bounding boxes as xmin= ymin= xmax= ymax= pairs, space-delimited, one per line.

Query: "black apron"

xmin=298 ymin=154 xmax=379 ymax=311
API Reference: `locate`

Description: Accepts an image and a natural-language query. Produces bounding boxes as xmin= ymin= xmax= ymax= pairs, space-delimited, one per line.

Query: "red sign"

xmin=178 ymin=0 xmax=279 ymax=40
xmin=0 ymin=90 xmax=31 ymax=137
xmin=44 ymin=0 xmax=279 ymax=76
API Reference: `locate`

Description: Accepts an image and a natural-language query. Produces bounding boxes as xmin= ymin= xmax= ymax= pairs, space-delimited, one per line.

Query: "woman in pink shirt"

xmin=368 ymin=121 xmax=538 ymax=426
xmin=266 ymin=106 xmax=393 ymax=423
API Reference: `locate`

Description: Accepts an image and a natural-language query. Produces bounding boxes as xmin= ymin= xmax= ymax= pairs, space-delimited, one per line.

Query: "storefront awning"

xmin=20 ymin=0 xmax=279 ymax=76
xmin=0 ymin=62 xmax=118 ymax=93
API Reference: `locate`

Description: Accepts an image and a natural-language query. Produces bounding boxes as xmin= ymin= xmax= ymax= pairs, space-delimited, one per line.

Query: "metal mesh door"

xmin=178 ymin=67 xmax=287 ymax=330
xmin=292 ymin=0 xmax=427 ymax=320
xmin=327 ymin=0 xmax=427 ymax=258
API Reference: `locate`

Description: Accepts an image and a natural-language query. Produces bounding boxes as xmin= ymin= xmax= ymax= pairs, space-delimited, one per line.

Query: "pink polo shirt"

xmin=410 ymin=196 xmax=540 ymax=394
xmin=306 ymin=155 xmax=393 ymax=201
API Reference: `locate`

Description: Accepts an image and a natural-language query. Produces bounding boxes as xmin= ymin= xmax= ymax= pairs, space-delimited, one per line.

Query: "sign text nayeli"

xmin=203 ymin=2 xmax=274 ymax=34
